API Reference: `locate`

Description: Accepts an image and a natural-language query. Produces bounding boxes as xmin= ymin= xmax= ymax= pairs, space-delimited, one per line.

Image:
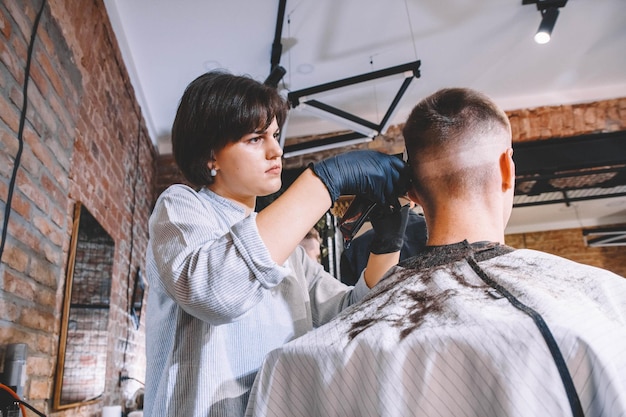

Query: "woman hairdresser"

xmin=143 ymin=71 xmax=409 ymax=417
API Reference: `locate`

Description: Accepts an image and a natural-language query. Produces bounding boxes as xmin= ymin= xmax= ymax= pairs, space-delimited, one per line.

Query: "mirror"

xmin=53 ymin=202 xmax=115 ymax=410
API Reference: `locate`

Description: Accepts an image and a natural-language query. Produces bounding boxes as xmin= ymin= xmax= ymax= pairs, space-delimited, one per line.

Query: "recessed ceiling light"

xmin=297 ymin=63 xmax=314 ymax=74
xmin=203 ymin=60 xmax=221 ymax=71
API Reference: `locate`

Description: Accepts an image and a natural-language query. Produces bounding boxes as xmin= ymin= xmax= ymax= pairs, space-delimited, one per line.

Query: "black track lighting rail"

xmin=287 ymin=60 xmax=421 ymax=108
xmin=522 ymin=0 xmax=567 ymax=10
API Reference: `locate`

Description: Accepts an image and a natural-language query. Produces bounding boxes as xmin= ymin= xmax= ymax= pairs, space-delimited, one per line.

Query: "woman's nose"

xmin=267 ymin=136 xmax=283 ymax=158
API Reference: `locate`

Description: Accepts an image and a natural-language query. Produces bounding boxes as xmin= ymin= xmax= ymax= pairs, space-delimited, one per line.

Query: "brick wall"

xmin=0 ymin=1 xmax=157 ymax=415
xmin=505 ymin=230 xmax=626 ymax=278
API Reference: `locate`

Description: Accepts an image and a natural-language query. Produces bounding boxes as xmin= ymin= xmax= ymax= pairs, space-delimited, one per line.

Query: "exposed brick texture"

xmin=1 ymin=1 xmax=156 ymax=415
xmin=505 ymin=230 xmax=626 ymax=278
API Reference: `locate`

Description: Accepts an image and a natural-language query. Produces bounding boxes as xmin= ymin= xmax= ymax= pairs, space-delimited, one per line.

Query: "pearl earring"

xmin=210 ymin=168 xmax=217 ymax=177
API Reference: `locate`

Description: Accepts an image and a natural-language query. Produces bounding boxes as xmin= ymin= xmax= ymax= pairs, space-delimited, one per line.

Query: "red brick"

xmin=0 ymin=298 xmax=21 ymax=321
xmin=34 ymin=331 xmax=57 ymax=356
xmin=28 ymin=57 xmax=49 ymax=98
xmin=0 ymin=323 xmax=37 ymax=347
xmin=0 ymin=90 xmax=20 ymax=132
xmin=19 ymin=305 xmax=55 ymax=332
xmin=4 ymin=0 xmax=34 ymax=43
xmin=7 ymin=219 xmax=39 ymax=252
xmin=2 ymin=243 xmax=29 ymax=272
xmin=8 ymin=29 xmax=28 ymax=77
xmin=48 ymin=92 xmax=75 ymax=137
xmin=38 ymin=47 xmax=67 ymax=100
xmin=0 ymin=6 xmax=12 ymax=39
xmin=0 ymin=152 xmax=15 ymax=179
xmin=7 ymin=192 xmax=32 ymax=221
xmin=25 ymin=84 xmax=59 ymax=136
xmin=33 ymin=284 xmax=56 ymax=309
xmin=2 ymin=269 xmax=35 ymax=300
xmin=16 ymin=169 xmax=50 ymax=213
xmin=11 ymin=141 xmax=43 ymax=179
xmin=27 ymin=376 xmax=50 ymax=400
xmin=28 ymin=254 xmax=58 ymax=288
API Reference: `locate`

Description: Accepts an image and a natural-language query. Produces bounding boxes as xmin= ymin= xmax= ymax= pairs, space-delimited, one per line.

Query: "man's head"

xmin=171 ymin=71 xmax=288 ymax=186
xmin=402 ymin=88 xmax=514 ymax=227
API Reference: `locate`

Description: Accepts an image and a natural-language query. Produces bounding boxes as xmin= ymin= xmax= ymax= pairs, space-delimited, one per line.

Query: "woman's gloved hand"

xmin=369 ymin=204 xmax=411 ymax=254
xmin=309 ymin=150 xmax=409 ymax=207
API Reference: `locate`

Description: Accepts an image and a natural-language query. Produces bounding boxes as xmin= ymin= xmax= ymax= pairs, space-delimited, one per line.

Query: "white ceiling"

xmin=102 ymin=0 xmax=626 ymax=234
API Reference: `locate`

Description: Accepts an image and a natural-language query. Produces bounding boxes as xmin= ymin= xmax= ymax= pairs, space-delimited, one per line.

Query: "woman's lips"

xmin=266 ymin=165 xmax=282 ymax=175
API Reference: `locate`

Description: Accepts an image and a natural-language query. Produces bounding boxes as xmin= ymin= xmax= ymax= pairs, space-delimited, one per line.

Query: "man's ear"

xmin=407 ymin=186 xmax=422 ymax=207
xmin=500 ymin=148 xmax=515 ymax=191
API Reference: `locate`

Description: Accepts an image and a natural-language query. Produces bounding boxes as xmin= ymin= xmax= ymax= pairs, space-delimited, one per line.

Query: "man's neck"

xmin=422 ymin=204 xmax=506 ymax=247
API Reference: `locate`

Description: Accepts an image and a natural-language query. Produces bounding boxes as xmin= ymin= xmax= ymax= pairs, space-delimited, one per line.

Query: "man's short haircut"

xmin=402 ymin=88 xmax=511 ymax=203
xmin=171 ymin=71 xmax=289 ymax=186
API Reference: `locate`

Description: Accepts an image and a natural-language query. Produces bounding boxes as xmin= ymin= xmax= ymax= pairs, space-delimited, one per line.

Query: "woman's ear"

xmin=500 ymin=147 xmax=515 ymax=192
xmin=207 ymin=151 xmax=218 ymax=178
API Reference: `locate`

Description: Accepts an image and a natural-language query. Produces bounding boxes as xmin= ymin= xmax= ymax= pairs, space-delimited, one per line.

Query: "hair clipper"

xmin=338 ymin=152 xmax=408 ymax=249
xmin=338 ymin=196 xmax=378 ymax=249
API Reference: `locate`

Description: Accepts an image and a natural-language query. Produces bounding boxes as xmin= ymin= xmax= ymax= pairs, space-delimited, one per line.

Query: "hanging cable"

xmin=121 ymin=114 xmax=142 ymax=380
xmin=0 ymin=383 xmax=46 ymax=417
xmin=283 ymin=0 xmax=306 ymax=91
xmin=119 ymin=376 xmax=145 ymax=386
xmin=403 ymin=0 xmax=419 ymax=60
xmin=286 ymin=13 xmax=292 ymax=90
xmin=0 ymin=0 xmax=47 ymax=263
xmin=126 ymin=116 xmax=141 ymax=326
xmin=569 ymin=198 xmax=585 ymax=230
xmin=369 ymin=56 xmax=380 ymax=123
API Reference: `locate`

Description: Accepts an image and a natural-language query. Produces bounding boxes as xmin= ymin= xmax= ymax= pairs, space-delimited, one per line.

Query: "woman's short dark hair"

xmin=171 ymin=71 xmax=289 ymax=186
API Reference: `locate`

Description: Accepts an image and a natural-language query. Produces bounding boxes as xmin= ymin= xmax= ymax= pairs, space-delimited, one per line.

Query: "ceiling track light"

xmin=264 ymin=65 xmax=287 ymax=88
xmin=522 ymin=0 xmax=568 ymax=44
xmin=534 ymin=7 xmax=559 ymax=44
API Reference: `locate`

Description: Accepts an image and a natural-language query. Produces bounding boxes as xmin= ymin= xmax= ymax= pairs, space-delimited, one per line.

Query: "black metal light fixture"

xmin=523 ymin=0 xmax=568 ymax=44
xmin=283 ymin=60 xmax=421 ymax=157
xmin=264 ymin=65 xmax=287 ymax=88
xmin=534 ymin=7 xmax=559 ymax=44
xmin=264 ymin=0 xmax=421 ymax=157
xmin=583 ymin=226 xmax=626 ymax=247
xmin=263 ymin=0 xmax=287 ymax=88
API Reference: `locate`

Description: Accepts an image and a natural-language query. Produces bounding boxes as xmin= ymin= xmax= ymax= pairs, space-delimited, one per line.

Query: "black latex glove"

xmin=309 ymin=150 xmax=409 ymax=207
xmin=369 ymin=204 xmax=411 ymax=254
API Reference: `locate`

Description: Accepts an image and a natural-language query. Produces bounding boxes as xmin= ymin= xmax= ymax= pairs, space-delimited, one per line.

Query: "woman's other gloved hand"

xmin=309 ymin=150 xmax=409 ymax=207
xmin=369 ymin=204 xmax=411 ymax=254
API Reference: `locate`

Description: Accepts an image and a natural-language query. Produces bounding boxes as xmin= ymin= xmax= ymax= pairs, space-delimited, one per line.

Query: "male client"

xmin=246 ymin=88 xmax=626 ymax=417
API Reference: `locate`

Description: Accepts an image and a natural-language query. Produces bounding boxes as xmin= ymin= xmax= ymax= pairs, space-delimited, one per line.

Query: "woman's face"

xmin=209 ymin=117 xmax=283 ymax=208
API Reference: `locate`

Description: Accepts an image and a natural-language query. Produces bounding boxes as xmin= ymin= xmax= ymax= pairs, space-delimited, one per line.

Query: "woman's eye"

xmin=249 ymin=136 xmax=261 ymax=143
xmin=273 ymin=131 xmax=280 ymax=140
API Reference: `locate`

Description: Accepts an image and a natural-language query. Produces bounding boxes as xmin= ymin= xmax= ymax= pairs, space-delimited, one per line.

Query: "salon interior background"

xmin=0 ymin=0 xmax=624 ymax=416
